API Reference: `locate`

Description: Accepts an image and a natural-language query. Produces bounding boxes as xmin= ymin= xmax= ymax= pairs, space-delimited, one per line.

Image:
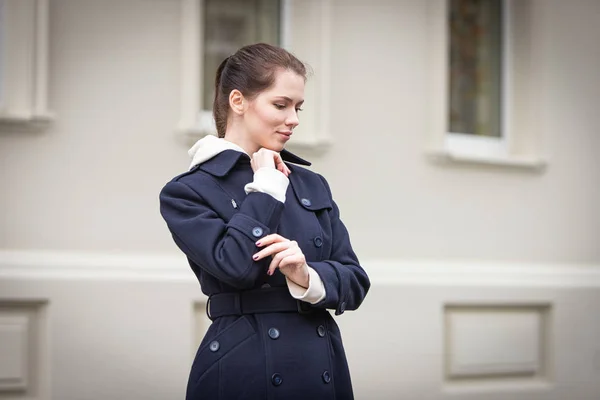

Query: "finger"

xmin=273 ymin=153 xmax=289 ymax=175
xmin=253 ymin=241 xmax=292 ymax=261
xmin=276 ymin=162 xmax=289 ymax=177
xmin=277 ymin=254 xmax=305 ymax=271
xmin=268 ymin=248 xmax=299 ymax=275
xmin=274 ymin=154 xmax=290 ymax=174
xmin=255 ymin=234 xmax=288 ymax=247
xmin=254 ymin=149 xmax=275 ymax=169
xmin=279 ymin=162 xmax=291 ymax=177
xmin=267 ymin=241 xmax=299 ymax=268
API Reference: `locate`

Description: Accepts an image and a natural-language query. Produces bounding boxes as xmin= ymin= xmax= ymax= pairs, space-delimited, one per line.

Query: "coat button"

xmin=317 ymin=325 xmax=326 ymax=337
xmin=271 ymin=373 xmax=283 ymax=386
xmin=313 ymin=236 xmax=323 ymax=248
xmin=322 ymin=371 xmax=331 ymax=384
xmin=252 ymin=227 xmax=263 ymax=237
xmin=209 ymin=341 xmax=220 ymax=352
xmin=300 ymin=198 xmax=312 ymax=207
xmin=268 ymin=327 xmax=280 ymax=340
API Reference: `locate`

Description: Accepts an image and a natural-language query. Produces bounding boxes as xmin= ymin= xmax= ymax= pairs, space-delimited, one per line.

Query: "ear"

xmin=229 ymin=89 xmax=246 ymax=115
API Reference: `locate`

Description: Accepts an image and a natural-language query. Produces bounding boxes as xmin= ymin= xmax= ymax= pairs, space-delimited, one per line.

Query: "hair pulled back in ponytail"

xmin=213 ymin=43 xmax=307 ymax=138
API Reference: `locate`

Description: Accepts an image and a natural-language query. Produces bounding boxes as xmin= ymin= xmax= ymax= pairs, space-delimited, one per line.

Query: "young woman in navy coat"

xmin=160 ymin=43 xmax=370 ymax=400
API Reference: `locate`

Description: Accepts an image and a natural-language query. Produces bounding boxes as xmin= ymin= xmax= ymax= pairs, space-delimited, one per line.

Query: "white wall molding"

xmin=366 ymin=260 xmax=600 ymax=288
xmin=0 ymin=251 xmax=192 ymax=282
xmin=0 ymin=250 xmax=599 ymax=288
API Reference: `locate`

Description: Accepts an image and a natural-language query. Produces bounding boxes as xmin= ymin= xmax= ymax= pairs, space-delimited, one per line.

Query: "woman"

xmin=160 ymin=43 xmax=370 ymax=400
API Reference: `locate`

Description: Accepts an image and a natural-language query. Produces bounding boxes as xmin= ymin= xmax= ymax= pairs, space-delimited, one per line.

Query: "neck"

xmin=223 ymin=126 xmax=259 ymax=156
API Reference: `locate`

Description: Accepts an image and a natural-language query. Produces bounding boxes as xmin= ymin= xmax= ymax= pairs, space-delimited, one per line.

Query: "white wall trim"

xmin=369 ymin=260 xmax=600 ymax=288
xmin=0 ymin=250 xmax=599 ymax=288
xmin=0 ymin=251 xmax=193 ymax=282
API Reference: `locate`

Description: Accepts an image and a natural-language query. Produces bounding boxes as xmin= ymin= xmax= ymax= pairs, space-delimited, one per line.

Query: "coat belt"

xmin=206 ymin=286 xmax=314 ymax=320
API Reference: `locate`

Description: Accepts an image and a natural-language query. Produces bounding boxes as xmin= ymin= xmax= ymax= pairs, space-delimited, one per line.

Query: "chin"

xmin=263 ymin=141 xmax=286 ymax=152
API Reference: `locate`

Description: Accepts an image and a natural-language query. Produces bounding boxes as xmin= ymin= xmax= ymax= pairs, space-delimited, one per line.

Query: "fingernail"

xmin=253 ymin=254 xmax=258 ymax=260
xmin=255 ymin=241 xmax=261 ymax=246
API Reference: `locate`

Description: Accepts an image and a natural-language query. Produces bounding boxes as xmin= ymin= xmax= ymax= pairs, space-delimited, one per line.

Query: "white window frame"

xmin=178 ymin=0 xmax=332 ymax=152
xmin=427 ymin=0 xmax=545 ymax=170
xmin=0 ymin=0 xmax=53 ymax=126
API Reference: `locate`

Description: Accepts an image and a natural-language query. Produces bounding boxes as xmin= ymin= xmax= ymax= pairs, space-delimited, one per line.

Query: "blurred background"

xmin=0 ymin=0 xmax=599 ymax=399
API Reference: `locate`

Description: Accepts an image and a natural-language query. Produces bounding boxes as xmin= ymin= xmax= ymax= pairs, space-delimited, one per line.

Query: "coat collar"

xmin=198 ymin=148 xmax=311 ymax=177
xmin=280 ymin=149 xmax=311 ymax=167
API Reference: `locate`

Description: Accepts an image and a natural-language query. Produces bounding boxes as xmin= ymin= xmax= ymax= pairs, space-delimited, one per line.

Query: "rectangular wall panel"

xmin=0 ymin=314 xmax=28 ymax=391
xmin=0 ymin=301 xmax=48 ymax=400
xmin=444 ymin=304 xmax=551 ymax=381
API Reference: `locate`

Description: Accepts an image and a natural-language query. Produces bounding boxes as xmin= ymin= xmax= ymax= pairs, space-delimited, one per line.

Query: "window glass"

xmin=203 ymin=0 xmax=281 ymax=109
xmin=448 ymin=0 xmax=503 ymax=137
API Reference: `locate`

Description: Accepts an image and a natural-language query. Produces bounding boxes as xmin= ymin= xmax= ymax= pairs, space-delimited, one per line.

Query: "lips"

xmin=276 ymin=131 xmax=292 ymax=140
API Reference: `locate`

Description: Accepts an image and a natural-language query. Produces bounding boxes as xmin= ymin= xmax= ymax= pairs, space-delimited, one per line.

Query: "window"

xmin=179 ymin=0 xmax=333 ymax=151
xmin=447 ymin=0 xmax=506 ymax=158
xmin=202 ymin=0 xmax=283 ymax=111
xmin=427 ymin=0 xmax=544 ymax=169
xmin=449 ymin=0 xmax=503 ymax=139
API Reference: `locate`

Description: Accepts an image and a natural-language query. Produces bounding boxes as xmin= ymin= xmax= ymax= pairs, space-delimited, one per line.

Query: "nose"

xmin=285 ymin=110 xmax=299 ymax=129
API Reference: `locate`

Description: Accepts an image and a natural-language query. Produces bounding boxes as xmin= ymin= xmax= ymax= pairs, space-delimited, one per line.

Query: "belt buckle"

xmin=296 ymin=300 xmax=312 ymax=314
xmin=206 ymin=296 xmax=214 ymax=321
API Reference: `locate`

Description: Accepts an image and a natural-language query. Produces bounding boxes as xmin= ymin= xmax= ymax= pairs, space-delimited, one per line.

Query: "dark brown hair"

xmin=213 ymin=43 xmax=307 ymax=138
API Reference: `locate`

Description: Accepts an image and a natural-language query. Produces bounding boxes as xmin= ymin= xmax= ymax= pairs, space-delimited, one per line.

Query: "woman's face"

xmin=244 ymin=69 xmax=305 ymax=152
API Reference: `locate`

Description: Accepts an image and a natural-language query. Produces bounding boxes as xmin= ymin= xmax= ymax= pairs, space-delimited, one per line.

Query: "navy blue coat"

xmin=159 ymin=148 xmax=370 ymax=400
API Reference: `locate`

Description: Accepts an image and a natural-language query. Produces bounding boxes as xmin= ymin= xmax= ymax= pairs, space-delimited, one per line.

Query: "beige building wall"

xmin=0 ymin=1 xmax=599 ymax=399
xmin=0 ymin=0 xmax=598 ymax=263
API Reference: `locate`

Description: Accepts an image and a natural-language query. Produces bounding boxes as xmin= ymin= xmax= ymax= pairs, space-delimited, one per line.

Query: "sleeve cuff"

xmin=286 ymin=266 xmax=326 ymax=305
xmin=244 ymin=167 xmax=289 ymax=203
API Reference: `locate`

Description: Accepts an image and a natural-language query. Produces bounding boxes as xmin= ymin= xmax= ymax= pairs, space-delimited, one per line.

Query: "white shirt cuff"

xmin=286 ymin=266 xmax=326 ymax=305
xmin=244 ymin=167 xmax=289 ymax=203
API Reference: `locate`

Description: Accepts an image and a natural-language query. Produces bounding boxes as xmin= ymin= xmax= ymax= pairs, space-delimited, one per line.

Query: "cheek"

xmin=253 ymin=106 xmax=284 ymax=128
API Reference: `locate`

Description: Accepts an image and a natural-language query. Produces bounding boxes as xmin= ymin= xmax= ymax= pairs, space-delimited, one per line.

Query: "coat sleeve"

xmin=308 ymin=175 xmax=370 ymax=315
xmin=159 ymin=179 xmax=284 ymax=289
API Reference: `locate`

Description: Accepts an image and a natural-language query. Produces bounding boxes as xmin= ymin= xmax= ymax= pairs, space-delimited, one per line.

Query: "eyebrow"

xmin=275 ymin=96 xmax=304 ymax=105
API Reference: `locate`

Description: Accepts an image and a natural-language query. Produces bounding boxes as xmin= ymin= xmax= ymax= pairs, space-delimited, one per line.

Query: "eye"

xmin=274 ymin=104 xmax=285 ymax=110
xmin=295 ymin=107 xmax=303 ymax=112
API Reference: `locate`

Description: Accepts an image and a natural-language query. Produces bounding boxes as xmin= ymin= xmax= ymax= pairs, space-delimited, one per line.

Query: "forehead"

xmin=262 ymin=69 xmax=305 ymax=99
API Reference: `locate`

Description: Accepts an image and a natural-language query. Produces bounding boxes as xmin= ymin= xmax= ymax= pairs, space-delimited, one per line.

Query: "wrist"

xmin=292 ymin=265 xmax=310 ymax=288
xmin=285 ymin=266 xmax=326 ymax=305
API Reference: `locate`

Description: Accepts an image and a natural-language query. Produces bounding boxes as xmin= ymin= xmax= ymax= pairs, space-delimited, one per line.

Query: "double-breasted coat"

xmin=159 ymin=145 xmax=370 ymax=400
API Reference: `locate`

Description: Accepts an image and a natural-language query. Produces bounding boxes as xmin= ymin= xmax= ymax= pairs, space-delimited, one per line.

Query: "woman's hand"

xmin=253 ymin=234 xmax=309 ymax=288
xmin=250 ymin=148 xmax=291 ymax=177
